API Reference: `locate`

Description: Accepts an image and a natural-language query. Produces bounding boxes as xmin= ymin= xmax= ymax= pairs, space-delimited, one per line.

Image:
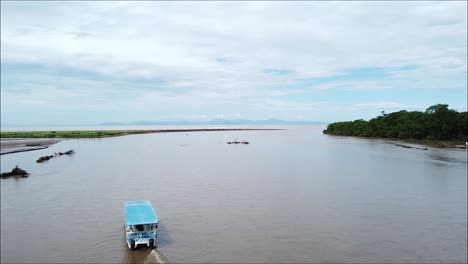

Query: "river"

xmin=1 ymin=125 xmax=467 ymax=263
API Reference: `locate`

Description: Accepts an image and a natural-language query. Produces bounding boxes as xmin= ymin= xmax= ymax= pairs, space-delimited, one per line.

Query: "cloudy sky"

xmin=1 ymin=1 xmax=467 ymax=126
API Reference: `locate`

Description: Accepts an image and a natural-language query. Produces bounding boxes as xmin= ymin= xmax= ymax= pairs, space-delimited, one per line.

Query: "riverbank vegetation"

xmin=0 ymin=128 xmax=281 ymax=139
xmin=0 ymin=130 xmax=154 ymax=138
xmin=323 ymin=104 xmax=467 ymax=143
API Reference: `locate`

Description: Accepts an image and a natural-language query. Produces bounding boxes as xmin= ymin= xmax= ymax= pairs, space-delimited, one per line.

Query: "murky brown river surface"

xmin=1 ymin=126 xmax=467 ymax=263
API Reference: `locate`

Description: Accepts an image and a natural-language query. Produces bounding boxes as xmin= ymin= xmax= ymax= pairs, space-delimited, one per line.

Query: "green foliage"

xmin=0 ymin=130 xmax=151 ymax=139
xmin=323 ymin=104 xmax=468 ymax=141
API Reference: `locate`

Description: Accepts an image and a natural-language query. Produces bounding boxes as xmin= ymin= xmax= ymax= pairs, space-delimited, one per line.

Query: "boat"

xmin=124 ymin=201 xmax=159 ymax=250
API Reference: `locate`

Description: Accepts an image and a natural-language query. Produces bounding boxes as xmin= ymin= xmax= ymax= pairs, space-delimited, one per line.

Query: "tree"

xmin=323 ymin=104 xmax=467 ymax=141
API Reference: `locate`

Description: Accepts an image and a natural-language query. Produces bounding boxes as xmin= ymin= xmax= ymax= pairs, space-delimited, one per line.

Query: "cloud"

xmin=216 ymin=58 xmax=242 ymax=64
xmin=67 ymin=31 xmax=96 ymax=39
xmin=351 ymin=102 xmax=425 ymax=110
xmin=1 ymin=1 xmax=466 ymax=125
xmin=264 ymin=69 xmax=295 ymax=75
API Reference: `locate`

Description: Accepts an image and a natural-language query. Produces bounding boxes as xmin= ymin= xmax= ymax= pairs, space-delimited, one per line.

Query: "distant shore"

xmin=0 ymin=128 xmax=283 ymax=139
xmin=0 ymin=128 xmax=283 ymax=155
xmin=322 ymin=104 xmax=467 ymax=148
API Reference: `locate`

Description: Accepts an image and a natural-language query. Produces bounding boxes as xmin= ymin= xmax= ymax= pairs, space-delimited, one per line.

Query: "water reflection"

xmin=426 ymin=149 xmax=467 ymax=167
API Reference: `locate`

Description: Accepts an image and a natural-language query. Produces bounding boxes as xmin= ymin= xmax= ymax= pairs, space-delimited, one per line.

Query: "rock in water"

xmin=37 ymin=150 xmax=75 ymax=163
xmin=0 ymin=166 xmax=29 ymax=178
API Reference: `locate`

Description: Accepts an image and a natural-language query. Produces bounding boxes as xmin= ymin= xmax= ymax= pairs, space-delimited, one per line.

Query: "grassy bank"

xmin=0 ymin=130 xmax=152 ymax=138
xmin=0 ymin=128 xmax=281 ymax=139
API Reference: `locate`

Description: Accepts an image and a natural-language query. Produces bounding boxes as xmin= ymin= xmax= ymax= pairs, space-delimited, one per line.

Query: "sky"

xmin=1 ymin=1 xmax=467 ymax=126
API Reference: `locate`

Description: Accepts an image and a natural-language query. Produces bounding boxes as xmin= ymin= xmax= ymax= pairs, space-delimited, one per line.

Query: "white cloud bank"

xmin=1 ymin=1 xmax=466 ymax=125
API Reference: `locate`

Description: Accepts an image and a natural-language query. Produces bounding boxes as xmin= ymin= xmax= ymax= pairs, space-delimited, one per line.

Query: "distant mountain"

xmin=99 ymin=122 xmax=127 ymax=126
xmin=97 ymin=119 xmax=328 ymax=126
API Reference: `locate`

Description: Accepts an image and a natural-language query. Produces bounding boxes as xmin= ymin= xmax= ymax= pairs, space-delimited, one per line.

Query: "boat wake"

xmin=144 ymin=249 xmax=168 ymax=264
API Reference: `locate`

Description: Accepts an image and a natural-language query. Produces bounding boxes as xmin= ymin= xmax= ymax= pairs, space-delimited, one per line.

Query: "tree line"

xmin=323 ymin=104 xmax=467 ymax=141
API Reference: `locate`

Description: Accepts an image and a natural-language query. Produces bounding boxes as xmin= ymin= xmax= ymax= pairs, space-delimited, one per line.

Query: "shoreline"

xmin=0 ymin=128 xmax=283 ymax=139
xmin=1 ymin=146 xmax=50 ymax=155
xmin=0 ymin=128 xmax=283 ymax=155
xmin=324 ymin=134 xmax=467 ymax=149
xmin=1 ymin=139 xmax=62 ymax=155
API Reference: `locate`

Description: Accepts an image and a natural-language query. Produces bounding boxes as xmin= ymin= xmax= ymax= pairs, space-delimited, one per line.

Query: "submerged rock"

xmin=392 ymin=143 xmax=428 ymax=151
xmin=37 ymin=150 xmax=75 ymax=163
xmin=0 ymin=166 xmax=29 ymax=178
xmin=226 ymin=141 xmax=250 ymax=144
xmin=37 ymin=155 xmax=54 ymax=163
xmin=226 ymin=138 xmax=250 ymax=144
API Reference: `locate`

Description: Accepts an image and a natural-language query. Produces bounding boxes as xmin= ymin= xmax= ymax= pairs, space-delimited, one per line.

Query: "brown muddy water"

xmin=1 ymin=126 xmax=467 ymax=263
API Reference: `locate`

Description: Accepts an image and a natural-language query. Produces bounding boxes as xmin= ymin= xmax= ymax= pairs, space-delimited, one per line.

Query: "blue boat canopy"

xmin=124 ymin=201 xmax=159 ymax=226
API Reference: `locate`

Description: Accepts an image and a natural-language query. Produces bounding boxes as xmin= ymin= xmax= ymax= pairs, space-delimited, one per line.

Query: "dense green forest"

xmin=323 ymin=104 xmax=468 ymax=141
